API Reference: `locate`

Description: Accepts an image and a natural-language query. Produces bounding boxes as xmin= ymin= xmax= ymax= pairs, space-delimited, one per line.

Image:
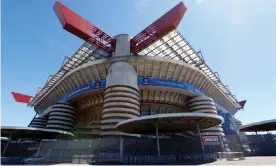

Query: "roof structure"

xmin=137 ymin=30 xmax=241 ymax=108
xmin=29 ymin=30 xmax=241 ymax=110
xmin=239 ymin=119 xmax=276 ymax=132
xmin=116 ymin=113 xmax=223 ymax=134
xmin=21 ymin=1 xmax=242 ymax=111
xmin=1 ymin=126 xmax=74 ymax=139
xmin=28 ymin=42 xmax=110 ymax=106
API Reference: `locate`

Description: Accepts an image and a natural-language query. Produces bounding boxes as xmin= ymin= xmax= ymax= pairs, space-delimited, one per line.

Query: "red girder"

xmin=11 ymin=92 xmax=32 ymax=104
xmin=130 ymin=2 xmax=187 ymax=54
xmin=53 ymin=1 xmax=115 ymax=53
xmin=238 ymin=100 xmax=247 ymax=109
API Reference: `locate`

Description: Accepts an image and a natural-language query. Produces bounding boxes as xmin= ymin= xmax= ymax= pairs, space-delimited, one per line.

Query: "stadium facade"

xmin=7 ymin=1 xmax=250 ymax=164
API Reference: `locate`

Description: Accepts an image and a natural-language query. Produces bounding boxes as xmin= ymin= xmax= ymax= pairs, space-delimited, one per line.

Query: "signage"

xmin=58 ymin=77 xmax=230 ymax=114
xmin=217 ymin=111 xmax=238 ymax=135
xmin=138 ymin=77 xmax=229 ymax=113
xmin=55 ymin=76 xmax=238 ymax=136
xmin=138 ymin=77 xmax=219 ymax=100
xmin=58 ymin=77 xmax=230 ymax=117
xmin=138 ymin=77 xmax=194 ymax=93
xmin=59 ymin=80 xmax=106 ymax=102
xmin=202 ymin=136 xmax=219 ymax=142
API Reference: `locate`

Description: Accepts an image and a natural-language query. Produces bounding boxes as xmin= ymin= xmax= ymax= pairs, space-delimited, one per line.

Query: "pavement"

xmin=50 ymin=156 xmax=276 ymax=165
xmin=203 ymin=156 xmax=276 ymax=165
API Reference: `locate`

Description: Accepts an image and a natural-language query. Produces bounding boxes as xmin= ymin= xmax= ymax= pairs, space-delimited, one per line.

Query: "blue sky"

xmin=1 ymin=0 xmax=276 ymax=127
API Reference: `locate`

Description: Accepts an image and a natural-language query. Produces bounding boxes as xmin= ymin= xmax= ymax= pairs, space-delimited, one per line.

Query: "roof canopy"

xmin=239 ymin=119 xmax=276 ymax=132
xmin=116 ymin=113 xmax=223 ymax=134
xmin=1 ymin=126 xmax=73 ymax=139
xmin=138 ymin=30 xmax=241 ymax=109
xmin=25 ymin=1 xmax=242 ymax=112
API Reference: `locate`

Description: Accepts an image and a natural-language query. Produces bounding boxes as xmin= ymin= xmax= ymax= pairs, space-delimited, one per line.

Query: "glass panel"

xmin=183 ymin=45 xmax=190 ymax=51
xmin=172 ymin=45 xmax=178 ymax=50
xmin=178 ymin=41 xmax=186 ymax=47
xmin=174 ymin=36 xmax=182 ymax=42
xmin=163 ymin=36 xmax=170 ymax=42
xmin=176 ymin=49 xmax=182 ymax=54
xmin=186 ymin=50 xmax=194 ymax=55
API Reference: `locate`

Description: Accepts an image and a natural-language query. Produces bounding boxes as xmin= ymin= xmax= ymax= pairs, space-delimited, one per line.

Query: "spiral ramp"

xmin=188 ymin=96 xmax=230 ymax=151
xmin=100 ymin=86 xmax=141 ymax=137
xmin=100 ymin=61 xmax=141 ymax=137
xmin=46 ymin=102 xmax=76 ymax=132
xmin=29 ymin=116 xmax=48 ymax=129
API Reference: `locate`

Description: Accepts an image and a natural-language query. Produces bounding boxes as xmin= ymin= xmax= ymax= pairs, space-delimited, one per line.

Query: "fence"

xmin=1 ymin=134 xmax=251 ymax=165
xmin=1 ymin=141 xmax=39 ymax=157
xmin=34 ymin=135 xmax=244 ymax=164
xmin=1 ymin=157 xmax=25 ymax=165
xmin=246 ymin=134 xmax=276 ymax=156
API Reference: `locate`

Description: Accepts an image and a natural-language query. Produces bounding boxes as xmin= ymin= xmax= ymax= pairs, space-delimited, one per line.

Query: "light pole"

xmin=197 ymin=123 xmax=205 ymax=154
xmin=155 ymin=120 xmax=160 ymax=156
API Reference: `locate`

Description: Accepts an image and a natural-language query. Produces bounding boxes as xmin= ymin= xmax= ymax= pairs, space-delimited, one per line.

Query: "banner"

xmin=56 ymin=76 xmax=236 ymax=133
xmin=217 ymin=111 xmax=238 ymax=135
xmin=138 ymin=77 xmax=237 ymax=133
xmin=58 ymin=77 xmax=230 ymax=115
xmin=202 ymin=136 xmax=219 ymax=142
xmin=59 ymin=80 xmax=106 ymax=102
xmin=138 ymin=77 xmax=229 ymax=113
xmin=138 ymin=77 xmax=208 ymax=97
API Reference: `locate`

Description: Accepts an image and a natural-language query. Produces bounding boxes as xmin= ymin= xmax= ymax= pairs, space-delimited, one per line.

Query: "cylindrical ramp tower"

xmin=235 ymin=118 xmax=243 ymax=131
xmin=46 ymin=102 xmax=76 ymax=132
xmin=188 ymin=96 xmax=227 ymax=151
xmin=29 ymin=116 xmax=48 ymax=129
xmin=188 ymin=96 xmax=224 ymax=136
xmin=101 ymin=61 xmax=140 ymax=137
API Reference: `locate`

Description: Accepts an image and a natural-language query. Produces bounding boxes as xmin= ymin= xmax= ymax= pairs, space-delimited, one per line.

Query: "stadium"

xmin=5 ymin=1 xmax=272 ymax=165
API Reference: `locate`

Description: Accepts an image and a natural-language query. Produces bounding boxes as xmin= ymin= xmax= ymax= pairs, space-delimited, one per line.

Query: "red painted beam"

xmin=238 ymin=100 xmax=247 ymax=109
xmin=11 ymin=92 xmax=32 ymax=104
xmin=53 ymin=1 xmax=115 ymax=53
xmin=131 ymin=2 xmax=187 ymax=54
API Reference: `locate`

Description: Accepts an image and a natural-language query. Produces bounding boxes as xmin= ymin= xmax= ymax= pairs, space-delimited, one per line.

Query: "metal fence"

xmin=246 ymin=134 xmax=276 ymax=156
xmin=1 ymin=141 xmax=39 ymax=157
xmin=1 ymin=134 xmax=256 ymax=165
xmin=34 ymin=135 xmax=245 ymax=164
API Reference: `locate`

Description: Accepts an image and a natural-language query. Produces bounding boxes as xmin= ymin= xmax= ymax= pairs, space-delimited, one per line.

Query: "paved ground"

xmin=203 ymin=156 xmax=276 ymax=165
xmin=51 ymin=156 xmax=276 ymax=165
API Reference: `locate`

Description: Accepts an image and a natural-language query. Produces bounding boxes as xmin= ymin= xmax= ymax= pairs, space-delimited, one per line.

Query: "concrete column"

xmin=114 ymin=34 xmax=131 ymax=57
xmin=101 ymin=62 xmax=140 ymax=137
